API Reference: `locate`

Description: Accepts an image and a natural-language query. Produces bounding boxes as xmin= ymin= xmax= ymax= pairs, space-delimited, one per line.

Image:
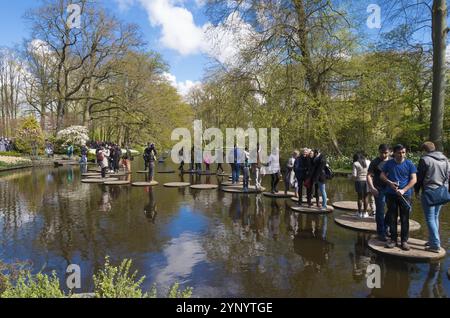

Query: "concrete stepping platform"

xmin=368 ymin=238 xmax=446 ymax=261
xmin=333 ymin=201 xmax=367 ymax=211
xmin=131 ymin=181 xmax=159 ymax=187
xmin=190 ymin=184 xmax=218 ymax=190
xmin=263 ymin=192 xmax=296 ymax=198
xmin=104 ymin=181 xmax=130 ymax=186
xmin=290 ymin=205 xmax=334 ymax=214
xmin=291 ymin=196 xmax=328 ymax=203
xmin=221 ymin=181 xmax=244 ymax=186
xmin=158 ymin=171 xmax=175 ymax=174
xmin=222 ymin=186 xmax=265 ymax=194
xmin=137 ymin=171 xmax=149 ymax=174
xmin=82 ymin=178 xmax=118 ymax=184
xmin=334 ymin=213 xmax=421 ymax=233
xmin=164 ymin=182 xmax=191 ymax=188
xmin=82 ymin=173 xmax=101 ymax=177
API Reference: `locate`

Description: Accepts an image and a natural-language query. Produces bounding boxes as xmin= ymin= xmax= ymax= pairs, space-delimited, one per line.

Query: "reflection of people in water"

xmin=252 ymin=194 xmax=266 ymax=241
xmin=268 ymin=199 xmax=280 ymax=241
xmin=420 ymin=262 xmax=447 ymax=298
xmin=144 ymin=188 xmax=157 ymax=224
xmin=241 ymin=194 xmax=251 ymax=237
xmin=67 ymin=167 xmax=74 ymax=183
xmin=349 ymin=233 xmax=373 ymax=282
xmin=292 ymin=214 xmax=333 ymax=272
xmin=98 ymin=187 xmax=112 ymax=213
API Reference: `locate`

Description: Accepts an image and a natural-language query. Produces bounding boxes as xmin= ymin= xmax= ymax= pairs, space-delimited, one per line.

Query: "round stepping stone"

xmin=158 ymin=171 xmax=175 ymax=174
xmin=164 ymin=182 xmax=191 ymax=188
xmin=132 ymin=181 xmax=159 ymax=187
xmin=368 ymin=238 xmax=446 ymax=261
xmin=88 ymin=169 xmax=101 ymax=172
xmin=332 ymin=201 xmax=361 ymax=211
xmin=222 ymin=186 xmax=265 ymax=194
xmin=108 ymin=173 xmax=128 ymax=177
xmin=334 ymin=213 xmax=421 ymax=233
xmin=82 ymin=173 xmax=101 ymax=177
xmin=86 ymin=175 xmax=111 ymax=179
xmin=197 ymin=171 xmax=217 ymax=175
xmin=104 ymin=180 xmax=130 ymax=186
xmin=290 ymin=205 xmax=334 ymax=214
xmin=190 ymin=184 xmax=218 ymax=190
xmin=263 ymin=192 xmax=296 ymax=198
xmin=221 ymin=181 xmax=243 ymax=186
xmin=217 ymin=173 xmax=229 ymax=177
xmin=137 ymin=171 xmax=149 ymax=174
xmin=82 ymin=178 xmax=118 ymax=184
xmin=291 ymin=196 xmax=328 ymax=203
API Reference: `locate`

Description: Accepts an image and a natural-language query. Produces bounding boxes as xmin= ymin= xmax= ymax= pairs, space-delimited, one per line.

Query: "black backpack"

xmin=324 ymin=164 xmax=334 ymax=180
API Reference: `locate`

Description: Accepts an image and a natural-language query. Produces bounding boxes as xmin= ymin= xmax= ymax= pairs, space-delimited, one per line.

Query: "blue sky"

xmin=0 ymin=0 xmax=214 ymax=95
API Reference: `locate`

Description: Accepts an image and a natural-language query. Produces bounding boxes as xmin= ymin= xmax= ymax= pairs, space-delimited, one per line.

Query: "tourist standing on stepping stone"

xmin=143 ymin=143 xmax=151 ymax=170
xmin=295 ymin=148 xmax=313 ymax=206
xmin=97 ymin=147 xmax=108 ymax=179
xmin=190 ymin=146 xmax=195 ymax=171
xmin=178 ymin=148 xmax=185 ymax=172
xmin=381 ymin=144 xmax=417 ymax=251
xmin=415 ymin=141 xmax=450 ymax=253
xmin=367 ymin=144 xmax=391 ymax=241
xmin=266 ymin=148 xmax=281 ymax=194
xmin=311 ymin=149 xmax=328 ymax=210
xmin=113 ymin=145 xmax=122 ymax=173
xmin=243 ymin=147 xmax=251 ymax=192
xmin=230 ymin=144 xmax=242 ymax=184
xmin=122 ymin=146 xmax=132 ymax=173
xmin=146 ymin=143 xmax=158 ymax=181
xmin=352 ymin=152 xmax=372 ymax=218
xmin=67 ymin=143 xmax=74 ymax=160
xmin=251 ymin=142 xmax=263 ymax=191
xmin=284 ymin=151 xmax=298 ymax=195
xmin=216 ymin=147 xmax=224 ymax=174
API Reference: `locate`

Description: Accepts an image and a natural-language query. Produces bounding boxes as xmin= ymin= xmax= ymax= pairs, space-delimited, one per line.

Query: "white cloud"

xmin=163 ymin=72 xmax=202 ymax=97
xmin=138 ymin=0 xmax=211 ymax=55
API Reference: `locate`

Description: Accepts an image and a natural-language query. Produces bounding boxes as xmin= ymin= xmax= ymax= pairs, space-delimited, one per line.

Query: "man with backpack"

xmin=415 ymin=141 xmax=450 ymax=253
xmin=145 ymin=143 xmax=158 ymax=181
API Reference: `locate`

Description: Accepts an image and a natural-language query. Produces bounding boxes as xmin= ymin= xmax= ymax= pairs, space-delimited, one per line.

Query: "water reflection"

xmin=144 ymin=188 xmax=158 ymax=224
xmin=292 ymin=213 xmax=333 ymax=273
xmin=0 ymin=163 xmax=449 ymax=298
xmin=349 ymin=233 xmax=373 ymax=282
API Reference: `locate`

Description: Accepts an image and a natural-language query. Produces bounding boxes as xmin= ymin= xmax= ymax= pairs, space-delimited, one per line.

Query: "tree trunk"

xmin=430 ymin=0 xmax=447 ymax=151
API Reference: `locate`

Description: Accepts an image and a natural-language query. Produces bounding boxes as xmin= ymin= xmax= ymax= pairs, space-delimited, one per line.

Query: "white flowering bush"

xmin=56 ymin=126 xmax=89 ymax=147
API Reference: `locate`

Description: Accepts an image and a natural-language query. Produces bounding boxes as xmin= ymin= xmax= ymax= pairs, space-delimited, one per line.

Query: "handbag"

xmin=423 ymin=160 xmax=450 ymax=206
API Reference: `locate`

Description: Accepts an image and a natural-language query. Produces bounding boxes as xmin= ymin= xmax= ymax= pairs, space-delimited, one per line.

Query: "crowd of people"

xmin=348 ymin=142 xmax=449 ymax=254
xmin=93 ymin=142 xmax=133 ymax=178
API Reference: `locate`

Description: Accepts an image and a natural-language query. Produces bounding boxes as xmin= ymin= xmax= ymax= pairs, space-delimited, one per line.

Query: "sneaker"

xmin=424 ymin=246 xmax=441 ymax=254
xmin=356 ymin=212 xmax=362 ymax=218
xmin=424 ymin=241 xmax=430 ymax=247
xmin=400 ymin=242 xmax=410 ymax=251
xmin=377 ymin=235 xmax=387 ymax=242
xmin=363 ymin=212 xmax=370 ymax=218
xmin=385 ymin=240 xmax=396 ymax=249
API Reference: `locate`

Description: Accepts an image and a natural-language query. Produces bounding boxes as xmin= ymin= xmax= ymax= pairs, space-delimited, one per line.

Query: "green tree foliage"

xmin=14 ymin=117 xmax=45 ymax=154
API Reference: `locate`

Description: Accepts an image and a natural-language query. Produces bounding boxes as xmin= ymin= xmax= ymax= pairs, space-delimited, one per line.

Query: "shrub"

xmin=93 ymin=257 xmax=147 ymax=298
xmin=167 ymin=282 xmax=193 ymax=299
xmin=56 ymin=126 xmax=89 ymax=147
xmin=14 ymin=117 xmax=45 ymax=155
xmin=1 ymin=271 xmax=65 ymax=298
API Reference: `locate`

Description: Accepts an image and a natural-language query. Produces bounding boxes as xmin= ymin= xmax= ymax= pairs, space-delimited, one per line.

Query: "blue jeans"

xmin=314 ymin=182 xmax=328 ymax=208
xmin=421 ymin=195 xmax=442 ymax=249
xmin=374 ymin=190 xmax=387 ymax=237
xmin=232 ymin=163 xmax=241 ymax=183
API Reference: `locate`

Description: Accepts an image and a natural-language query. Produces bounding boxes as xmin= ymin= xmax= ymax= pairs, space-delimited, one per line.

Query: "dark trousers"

xmin=386 ymin=194 xmax=411 ymax=243
xmin=271 ymin=173 xmax=280 ymax=193
xmin=101 ymin=167 xmax=107 ymax=178
xmin=296 ymin=174 xmax=312 ymax=204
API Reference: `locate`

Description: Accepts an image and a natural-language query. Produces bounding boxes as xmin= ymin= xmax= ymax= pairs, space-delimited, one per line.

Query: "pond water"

xmin=0 ymin=159 xmax=448 ymax=298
